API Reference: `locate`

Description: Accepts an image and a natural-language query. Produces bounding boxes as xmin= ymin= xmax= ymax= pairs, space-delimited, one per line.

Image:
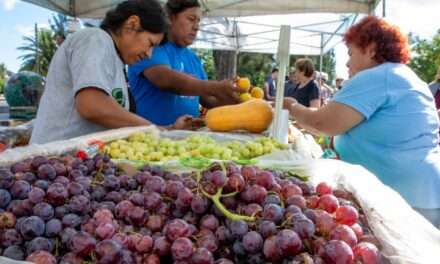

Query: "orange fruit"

xmin=237 ymin=78 xmax=251 ymax=92
xmin=251 ymin=87 xmax=264 ymax=99
xmin=240 ymin=93 xmax=253 ymax=102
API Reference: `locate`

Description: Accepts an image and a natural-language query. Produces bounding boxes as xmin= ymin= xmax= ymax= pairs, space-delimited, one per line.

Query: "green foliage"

xmin=49 ymin=13 xmax=68 ymax=38
xmin=18 ymin=27 xmax=57 ymax=76
xmin=237 ymin=53 xmax=275 ymax=87
xmin=0 ymin=63 xmax=7 ymax=94
xmin=195 ymin=49 xmax=217 ymax=80
xmin=408 ymin=30 xmax=440 ymax=82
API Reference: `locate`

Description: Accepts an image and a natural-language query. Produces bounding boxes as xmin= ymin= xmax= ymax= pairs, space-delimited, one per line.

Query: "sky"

xmin=1 ymin=0 xmax=440 ymax=79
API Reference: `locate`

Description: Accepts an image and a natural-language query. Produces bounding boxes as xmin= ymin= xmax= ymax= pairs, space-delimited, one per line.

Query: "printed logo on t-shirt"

xmin=111 ymin=88 xmax=126 ymax=107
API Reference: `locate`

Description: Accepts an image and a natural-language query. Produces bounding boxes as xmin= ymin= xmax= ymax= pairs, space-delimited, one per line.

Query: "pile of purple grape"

xmin=0 ymin=154 xmax=383 ymax=263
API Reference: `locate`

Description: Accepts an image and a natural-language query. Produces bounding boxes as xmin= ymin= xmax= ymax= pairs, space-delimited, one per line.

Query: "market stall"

xmin=0 ymin=126 xmax=439 ymax=263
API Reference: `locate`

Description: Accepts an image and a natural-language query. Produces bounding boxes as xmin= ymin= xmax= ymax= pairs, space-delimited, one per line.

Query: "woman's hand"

xmin=172 ymin=115 xmax=205 ymax=130
xmin=283 ymin=97 xmax=298 ymax=110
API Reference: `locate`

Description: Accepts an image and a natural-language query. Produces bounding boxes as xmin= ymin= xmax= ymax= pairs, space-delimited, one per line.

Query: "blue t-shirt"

xmin=332 ymin=63 xmax=440 ymax=208
xmin=128 ymin=42 xmax=207 ymax=126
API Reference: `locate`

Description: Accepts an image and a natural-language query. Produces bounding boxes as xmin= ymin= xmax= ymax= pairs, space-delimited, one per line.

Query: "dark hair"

xmin=295 ymin=58 xmax=315 ymax=78
xmin=166 ymin=0 xmax=201 ymax=16
xmin=272 ymin=68 xmax=279 ymax=74
xmin=344 ymin=15 xmax=410 ymax=64
xmin=101 ymin=0 xmax=168 ymax=34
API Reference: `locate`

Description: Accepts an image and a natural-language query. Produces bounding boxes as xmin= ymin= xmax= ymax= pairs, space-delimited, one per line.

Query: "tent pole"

xmin=382 ymin=0 xmax=386 ymax=17
xmin=319 ymin=33 xmax=324 ymax=90
xmin=271 ymin=25 xmax=290 ymax=144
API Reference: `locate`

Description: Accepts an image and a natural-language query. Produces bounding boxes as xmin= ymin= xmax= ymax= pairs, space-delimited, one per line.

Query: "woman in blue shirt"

xmin=284 ymin=16 xmax=440 ymax=227
xmin=128 ymin=0 xmax=239 ymax=126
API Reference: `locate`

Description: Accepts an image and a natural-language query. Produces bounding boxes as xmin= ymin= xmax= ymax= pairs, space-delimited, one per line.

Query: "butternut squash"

xmin=205 ymin=99 xmax=273 ymax=133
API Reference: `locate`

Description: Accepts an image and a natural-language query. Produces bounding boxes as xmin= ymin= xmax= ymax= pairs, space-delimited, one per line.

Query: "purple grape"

xmin=103 ymin=175 xmax=120 ymax=191
xmin=34 ymin=180 xmax=49 ymax=191
xmin=60 ymin=227 xmax=77 ymax=245
xmin=54 ymin=205 xmax=70 ymax=219
xmin=46 ymin=183 xmax=68 ymax=206
xmin=144 ymin=192 xmax=162 ymax=210
xmin=176 ymin=187 xmax=194 ymax=208
xmin=200 ymin=214 xmax=219 ymax=231
xmin=165 ymin=180 xmax=185 ymax=199
xmin=91 ymin=186 xmax=106 ymax=201
xmin=60 ymin=252 xmax=82 ymax=264
xmin=69 ymin=169 xmax=84 ymax=179
xmin=262 ymin=204 xmax=284 ymax=223
xmin=96 ymin=239 xmax=122 ymax=264
xmin=62 ymin=213 xmax=82 ymax=228
xmin=37 ymin=164 xmax=57 ymax=180
xmin=20 ymin=216 xmax=45 ymax=239
xmin=18 ymin=172 xmax=36 ymax=183
xmin=33 ymin=202 xmax=54 ymax=221
xmin=258 ymin=220 xmax=278 ymax=238
xmin=229 ymin=220 xmax=248 ymax=239
xmin=192 ymin=247 xmax=215 ymax=264
xmin=1 ymin=228 xmax=23 ymax=247
xmin=105 ymin=191 xmax=123 ymax=203
xmin=144 ymin=176 xmax=165 ymax=193
xmin=11 ymin=161 xmax=31 ymax=174
xmin=293 ymin=218 xmax=316 ymax=239
xmin=53 ymin=162 xmax=67 ymax=176
xmin=3 ymin=245 xmax=25 ymax=260
xmin=54 ymin=176 xmax=70 ymax=186
xmin=0 ymin=188 xmax=11 ymax=208
xmin=276 ymin=229 xmax=303 ymax=257
xmin=134 ymin=171 xmax=151 ymax=185
xmin=45 ymin=219 xmax=62 ymax=237
xmin=68 ymin=195 xmax=90 ymax=214
xmin=129 ymin=192 xmax=145 ymax=206
xmin=191 ymin=195 xmax=209 ymax=214
xmin=165 ymin=219 xmax=190 ymax=241
xmin=153 ymin=236 xmax=171 ymax=256
xmin=10 ymin=180 xmax=31 ymax=199
xmin=69 ymin=231 xmax=96 ymax=257
xmin=31 ymin=156 xmax=48 ymax=170
xmin=171 ymin=237 xmax=193 ymax=260
xmin=242 ymin=231 xmax=263 ymax=253
xmin=26 ymin=236 xmax=53 ymax=255
xmin=28 ymin=187 xmax=45 ymax=204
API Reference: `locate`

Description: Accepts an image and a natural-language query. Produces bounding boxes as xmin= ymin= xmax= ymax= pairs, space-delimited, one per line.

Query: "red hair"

xmin=344 ymin=15 xmax=410 ymax=64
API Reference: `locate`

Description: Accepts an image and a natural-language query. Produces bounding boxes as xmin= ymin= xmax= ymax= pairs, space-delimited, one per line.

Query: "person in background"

xmin=430 ymin=66 xmax=440 ymax=121
xmin=315 ymin=71 xmax=334 ymax=105
xmin=128 ymin=0 xmax=239 ymax=127
xmin=291 ymin=59 xmax=320 ymax=108
xmin=31 ymin=0 xmax=193 ymax=144
xmin=264 ymin=68 xmax=279 ymax=100
xmin=335 ymin=77 xmax=344 ymax=90
xmin=283 ymin=15 xmax=440 ymax=227
xmin=284 ymin=69 xmax=298 ymax=98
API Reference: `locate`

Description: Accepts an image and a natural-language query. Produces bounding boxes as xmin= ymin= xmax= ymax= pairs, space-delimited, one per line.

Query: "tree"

xmin=195 ymin=49 xmax=217 ymax=80
xmin=213 ymin=50 xmax=237 ymax=80
xmin=0 ymin=63 xmax=7 ymax=94
xmin=18 ymin=26 xmax=57 ymax=76
xmin=408 ymin=30 xmax=440 ymax=83
xmin=50 ymin=14 xmax=68 ymax=38
xmin=237 ymin=53 xmax=275 ymax=87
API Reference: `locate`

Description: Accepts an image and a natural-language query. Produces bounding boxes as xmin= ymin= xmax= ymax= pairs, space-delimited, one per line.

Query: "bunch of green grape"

xmin=103 ymin=133 xmax=289 ymax=162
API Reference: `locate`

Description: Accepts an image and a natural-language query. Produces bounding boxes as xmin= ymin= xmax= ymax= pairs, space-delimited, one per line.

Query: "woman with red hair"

xmin=284 ymin=16 xmax=440 ymax=226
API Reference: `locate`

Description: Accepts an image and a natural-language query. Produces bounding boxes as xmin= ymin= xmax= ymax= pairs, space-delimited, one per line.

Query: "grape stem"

xmin=201 ymin=188 xmax=255 ymax=222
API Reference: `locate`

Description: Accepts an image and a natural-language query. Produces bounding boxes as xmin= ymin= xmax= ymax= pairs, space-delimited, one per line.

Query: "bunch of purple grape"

xmin=0 ymin=154 xmax=382 ymax=264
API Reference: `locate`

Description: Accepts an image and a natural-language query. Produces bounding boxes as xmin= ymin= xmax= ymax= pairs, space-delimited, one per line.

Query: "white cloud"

xmin=15 ymin=23 xmax=50 ymax=37
xmin=2 ymin=0 xmax=18 ymax=11
xmin=16 ymin=24 xmax=34 ymax=37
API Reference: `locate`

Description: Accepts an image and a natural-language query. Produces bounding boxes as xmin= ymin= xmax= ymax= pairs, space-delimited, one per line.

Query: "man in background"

xmin=264 ymin=68 xmax=279 ymax=101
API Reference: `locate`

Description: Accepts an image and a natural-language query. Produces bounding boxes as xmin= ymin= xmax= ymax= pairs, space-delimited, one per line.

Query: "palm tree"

xmin=17 ymin=26 xmax=57 ymax=76
xmin=50 ymin=13 xmax=68 ymax=43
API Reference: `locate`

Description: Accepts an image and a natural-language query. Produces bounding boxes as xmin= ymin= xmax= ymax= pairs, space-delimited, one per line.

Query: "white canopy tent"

xmin=21 ymin=0 xmax=380 ymax=141
xmin=21 ymin=0 xmax=378 ymax=18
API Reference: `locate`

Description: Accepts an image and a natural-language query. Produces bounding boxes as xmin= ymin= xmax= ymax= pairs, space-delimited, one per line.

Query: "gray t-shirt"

xmin=31 ymin=28 xmax=129 ymax=144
